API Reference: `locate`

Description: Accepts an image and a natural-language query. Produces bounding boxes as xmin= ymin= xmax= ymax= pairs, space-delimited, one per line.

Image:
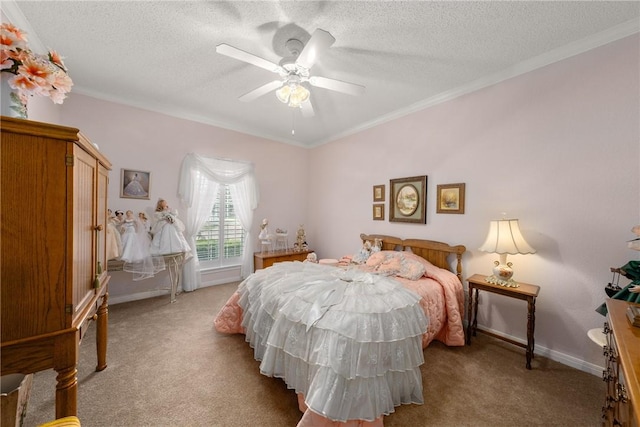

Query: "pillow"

xmin=365 ymin=251 xmax=426 ymax=280
xmin=365 ymin=250 xmax=389 ymax=267
xmin=375 ymin=256 xmax=403 ymax=276
xmin=402 ymin=250 xmax=443 ymax=279
xmin=397 ymin=257 xmax=426 ymax=280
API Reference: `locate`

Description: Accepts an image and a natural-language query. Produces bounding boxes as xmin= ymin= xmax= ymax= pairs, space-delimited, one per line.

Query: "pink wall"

xmin=24 ymin=33 xmax=639 ymax=372
xmin=308 ymin=34 xmax=640 ymax=370
xmin=44 ymin=94 xmax=310 ymax=299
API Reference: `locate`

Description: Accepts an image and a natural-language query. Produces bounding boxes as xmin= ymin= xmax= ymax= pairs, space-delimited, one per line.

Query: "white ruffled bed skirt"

xmin=238 ymin=262 xmax=428 ymax=422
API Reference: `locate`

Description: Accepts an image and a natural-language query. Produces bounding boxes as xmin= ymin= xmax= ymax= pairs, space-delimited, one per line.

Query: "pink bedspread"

xmin=213 ymin=256 xmax=465 ymax=426
xmin=215 ymin=260 xmax=465 ymax=348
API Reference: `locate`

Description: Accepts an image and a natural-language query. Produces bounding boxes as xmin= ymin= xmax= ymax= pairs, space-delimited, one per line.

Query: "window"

xmin=196 ymin=185 xmax=245 ymax=269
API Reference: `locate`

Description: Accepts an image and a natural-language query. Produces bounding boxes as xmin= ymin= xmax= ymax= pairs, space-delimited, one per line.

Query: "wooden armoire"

xmin=1 ymin=116 xmax=111 ymax=418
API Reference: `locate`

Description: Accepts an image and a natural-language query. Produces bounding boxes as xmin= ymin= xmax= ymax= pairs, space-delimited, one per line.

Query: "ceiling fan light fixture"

xmin=276 ymin=83 xmax=309 ymax=108
xmin=275 ymin=85 xmax=291 ymax=104
xmin=289 ymin=84 xmax=310 ymax=107
xmin=218 ymin=28 xmax=363 ymax=118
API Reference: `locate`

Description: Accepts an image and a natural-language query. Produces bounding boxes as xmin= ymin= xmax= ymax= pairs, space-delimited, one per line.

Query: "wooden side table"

xmin=466 ymin=274 xmax=540 ymax=369
xmin=253 ymin=249 xmax=313 ymax=272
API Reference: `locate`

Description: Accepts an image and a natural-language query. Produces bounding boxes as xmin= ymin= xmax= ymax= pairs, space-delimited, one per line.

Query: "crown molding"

xmin=4 ymin=2 xmax=637 ymax=148
xmin=322 ymin=19 xmax=640 ymax=147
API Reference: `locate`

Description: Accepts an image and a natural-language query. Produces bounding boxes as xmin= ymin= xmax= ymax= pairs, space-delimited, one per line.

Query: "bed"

xmin=214 ymin=233 xmax=466 ymax=426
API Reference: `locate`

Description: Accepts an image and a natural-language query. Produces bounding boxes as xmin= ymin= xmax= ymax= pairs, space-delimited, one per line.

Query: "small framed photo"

xmin=120 ymin=168 xmax=150 ymax=199
xmin=389 ymin=176 xmax=427 ymax=224
xmin=373 ymin=184 xmax=385 ymax=202
xmin=373 ymin=204 xmax=385 ymax=220
xmin=436 ymin=183 xmax=465 ymax=214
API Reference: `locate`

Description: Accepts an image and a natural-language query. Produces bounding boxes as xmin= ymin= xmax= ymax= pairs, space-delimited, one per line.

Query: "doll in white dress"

xmin=150 ymin=199 xmax=191 ymax=257
xmin=106 ymin=209 xmax=122 ymax=260
xmin=352 ymin=240 xmax=372 ymax=264
xmin=118 ymin=209 xmax=165 ymax=280
xmin=119 ymin=210 xmax=149 ymax=263
xmin=138 ymin=212 xmax=151 ymax=236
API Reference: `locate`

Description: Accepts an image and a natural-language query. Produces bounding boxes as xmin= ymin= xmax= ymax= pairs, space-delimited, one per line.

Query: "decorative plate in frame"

xmin=389 ymin=176 xmax=427 ymax=223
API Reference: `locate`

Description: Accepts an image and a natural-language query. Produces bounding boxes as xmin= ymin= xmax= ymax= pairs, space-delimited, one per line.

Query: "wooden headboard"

xmin=360 ymin=233 xmax=466 ymax=281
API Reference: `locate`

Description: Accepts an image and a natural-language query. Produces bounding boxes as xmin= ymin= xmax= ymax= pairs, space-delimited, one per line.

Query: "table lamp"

xmin=479 ymin=218 xmax=536 ymax=287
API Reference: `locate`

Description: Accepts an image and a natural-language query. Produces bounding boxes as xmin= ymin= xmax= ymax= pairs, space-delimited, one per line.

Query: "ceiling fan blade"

xmin=296 ymin=29 xmax=335 ymax=70
xmin=238 ymin=80 xmax=284 ymax=102
xmin=309 ymin=76 xmax=365 ymax=96
xmin=300 ymin=100 xmax=315 ymax=118
xmin=216 ymin=44 xmax=282 ymax=73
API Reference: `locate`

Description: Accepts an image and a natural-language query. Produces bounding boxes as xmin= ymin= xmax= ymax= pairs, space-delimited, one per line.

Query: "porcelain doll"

xmin=119 ymin=210 xmax=149 ymax=263
xmin=138 ymin=211 xmax=151 ymax=235
xmin=105 ymin=209 xmax=122 ymax=260
xmin=114 ymin=210 xmax=124 ymax=224
xmin=352 ymin=240 xmax=373 ymax=264
xmin=258 ymin=218 xmax=272 ymax=252
xmin=258 ymin=218 xmax=269 ymax=240
xmin=295 ymin=224 xmax=306 ymax=252
xmin=150 ymin=199 xmax=191 ymax=257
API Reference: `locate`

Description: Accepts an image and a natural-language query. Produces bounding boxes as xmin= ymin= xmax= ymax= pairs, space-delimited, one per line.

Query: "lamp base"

xmin=485 ymin=274 xmax=520 ymax=288
xmin=487 ymin=256 xmax=520 ymax=287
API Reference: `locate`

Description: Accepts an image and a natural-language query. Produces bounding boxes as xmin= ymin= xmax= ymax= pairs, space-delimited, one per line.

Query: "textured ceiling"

xmin=5 ymin=1 xmax=639 ymax=147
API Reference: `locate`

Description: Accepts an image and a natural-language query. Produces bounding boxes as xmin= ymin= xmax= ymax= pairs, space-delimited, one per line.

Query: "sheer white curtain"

xmin=181 ymin=175 xmax=218 ymax=291
xmin=178 ymin=153 xmax=259 ymax=291
xmin=228 ymin=179 xmax=255 ymax=278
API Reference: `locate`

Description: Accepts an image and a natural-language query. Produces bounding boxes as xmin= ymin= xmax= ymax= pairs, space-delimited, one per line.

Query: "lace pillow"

xmin=402 ymin=250 xmax=441 ymax=279
xmin=365 ymin=251 xmax=427 ymax=280
xmin=375 ymin=256 xmax=403 ymax=276
xmin=397 ymin=258 xmax=426 ymax=280
xmin=365 ymin=250 xmax=388 ymax=267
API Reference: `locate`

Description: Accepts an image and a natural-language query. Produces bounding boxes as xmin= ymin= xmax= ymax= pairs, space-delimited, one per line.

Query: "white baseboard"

xmin=200 ymin=275 xmax=242 ymax=287
xmin=109 ymin=279 xmax=240 ymax=305
xmin=535 ymin=344 xmax=604 ymax=376
xmin=110 ymin=288 xmax=171 ymax=305
xmin=477 ymin=326 xmax=604 ymax=377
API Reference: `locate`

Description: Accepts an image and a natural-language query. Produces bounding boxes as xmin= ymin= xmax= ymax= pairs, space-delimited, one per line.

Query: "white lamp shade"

xmin=479 ymin=219 xmax=536 ymax=255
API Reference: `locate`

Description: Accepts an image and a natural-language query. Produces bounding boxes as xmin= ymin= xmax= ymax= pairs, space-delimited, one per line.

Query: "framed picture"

xmin=120 ymin=168 xmax=151 ymax=199
xmin=373 ymin=203 xmax=385 ymax=220
xmin=389 ymin=176 xmax=427 ymax=224
xmin=373 ymin=184 xmax=385 ymax=202
xmin=436 ymin=183 xmax=465 ymax=214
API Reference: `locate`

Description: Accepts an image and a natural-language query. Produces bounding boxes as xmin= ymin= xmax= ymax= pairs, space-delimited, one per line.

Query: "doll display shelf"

xmin=107 ymin=252 xmax=186 ymax=303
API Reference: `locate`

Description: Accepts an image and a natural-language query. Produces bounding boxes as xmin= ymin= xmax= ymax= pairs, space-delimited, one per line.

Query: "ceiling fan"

xmin=216 ymin=28 xmax=365 ymax=117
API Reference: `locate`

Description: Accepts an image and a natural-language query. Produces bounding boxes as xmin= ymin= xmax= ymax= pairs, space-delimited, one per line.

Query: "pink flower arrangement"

xmin=0 ymin=23 xmax=73 ymax=109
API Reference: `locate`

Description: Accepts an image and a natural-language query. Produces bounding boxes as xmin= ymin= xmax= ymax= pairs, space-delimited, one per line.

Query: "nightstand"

xmin=466 ymin=273 xmax=540 ymax=369
xmin=253 ymin=249 xmax=313 ymax=272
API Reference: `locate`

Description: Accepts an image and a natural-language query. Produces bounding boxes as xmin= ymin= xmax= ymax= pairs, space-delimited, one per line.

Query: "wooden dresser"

xmin=1 ymin=117 xmax=111 ymax=418
xmin=603 ymin=299 xmax=640 ymax=426
xmin=254 ymin=249 xmax=313 ymax=271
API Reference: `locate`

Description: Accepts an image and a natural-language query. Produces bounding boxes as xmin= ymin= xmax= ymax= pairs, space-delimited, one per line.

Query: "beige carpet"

xmin=24 ymin=282 xmax=604 ymax=427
